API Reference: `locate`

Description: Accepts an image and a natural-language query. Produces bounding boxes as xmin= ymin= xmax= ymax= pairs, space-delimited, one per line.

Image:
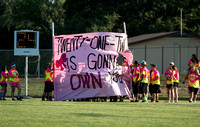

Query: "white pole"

xmin=180 ymin=9 xmax=182 ymax=37
xmin=38 ymin=52 xmax=40 ymax=78
xmin=25 ymin=56 xmax=28 ymax=96
xmin=123 ymin=22 xmax=127 ymax=34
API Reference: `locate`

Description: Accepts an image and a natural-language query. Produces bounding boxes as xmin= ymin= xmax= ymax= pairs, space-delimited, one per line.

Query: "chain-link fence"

xmin=129 ymin=45 xmax=200 ymax=75
xmin=0 ymin=49 xmax=52 ymax=77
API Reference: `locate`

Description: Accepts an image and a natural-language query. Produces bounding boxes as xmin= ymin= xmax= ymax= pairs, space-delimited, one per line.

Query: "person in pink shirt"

xmin=172 ymin=65 xmax=179 ymax=103
xmin=0 ymin=66 xmax=9 ymax=100
xmin=8 ymin=64 xmax=22 ymax=101
xmin=131 ymin=61 xmax=140 ymax=102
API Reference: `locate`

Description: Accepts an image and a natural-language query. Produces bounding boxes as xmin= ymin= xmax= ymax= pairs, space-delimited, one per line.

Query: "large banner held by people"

xmin=53 ymin=32 xmax=133 ymax=101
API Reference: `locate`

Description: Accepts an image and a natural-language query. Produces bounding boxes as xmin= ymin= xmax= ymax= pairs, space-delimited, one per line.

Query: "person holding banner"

xmin=9 ymin=64 xmax=22 ymax=101
xmin=42 ymin=64 xmax=54 ymax=101
xmin=132 ymin=61 xmax=140 ymax=102
xmin=0 ymin=66 xmax=8 ymax=100
xmin=183 ymin=66 xmax=200 ymax=103
xmin=150 ymin=64 xmax=160 ymax=102
xmin=139 ymin=61 xmax=150 ymax=102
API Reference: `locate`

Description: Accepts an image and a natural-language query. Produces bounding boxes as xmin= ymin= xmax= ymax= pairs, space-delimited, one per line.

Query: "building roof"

xmin=128 ymin=31 xmax=200 ymax=45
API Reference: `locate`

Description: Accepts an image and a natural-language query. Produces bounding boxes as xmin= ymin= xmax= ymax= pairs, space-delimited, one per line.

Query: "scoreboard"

xmin=14 ymin=30 xmax=39 ymax=56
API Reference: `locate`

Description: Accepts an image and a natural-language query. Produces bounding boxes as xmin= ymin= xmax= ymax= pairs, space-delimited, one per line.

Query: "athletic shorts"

xmin=44 ymin=81 xmax=54 ymax=92
xmin=0 ymin=83 xmax=7 ymax=87
xmin=140 ymin=83 xmax=147 ymax=94
xmin=132 ymin=81 xmax=140 ymax=94
xmin=153 ymin=84 xmax=161 ymax=93
xmin=10 ymin=81 xmax=20 ymax=87
xmin=149 ymin=83 xmax=153 ymax=93
xmin=166 ymin=84 xmax=173 ymax=89
xmin=173 ymin=82 xmax=179 ymax=88
xmin=188 ymin=87 xmax=199 ymax=95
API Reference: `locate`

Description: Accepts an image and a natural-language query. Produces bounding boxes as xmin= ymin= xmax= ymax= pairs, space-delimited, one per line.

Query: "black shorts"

xmin=166 ymin=84 xmax=173 ymax=89
xmin=140 ymin=83 xmax=147 ymax=94
xmin=44 ymin=81 xmax=54 ymax=92
xmin=0 ymin=83 xmax=7 ymax=87
xmin=149 ymin=83 xmax=153 ymax=93
xmin=173 ymin=82 xmax=179 ymax=88
xmin=132 ymin=81 xmax=140 ymax=94
xmin=188 ymin=87 xmax=199 ymax=95
xmin=153 ymin=84 xmax=161 ymax=93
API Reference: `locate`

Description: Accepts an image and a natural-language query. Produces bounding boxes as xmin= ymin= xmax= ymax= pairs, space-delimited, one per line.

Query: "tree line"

xmin=0 ymin=0 xmax=200 ymax=49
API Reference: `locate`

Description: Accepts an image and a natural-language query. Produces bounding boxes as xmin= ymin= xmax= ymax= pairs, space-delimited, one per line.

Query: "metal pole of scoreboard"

xmin=25 ymin=56 xmax=28 ymax=96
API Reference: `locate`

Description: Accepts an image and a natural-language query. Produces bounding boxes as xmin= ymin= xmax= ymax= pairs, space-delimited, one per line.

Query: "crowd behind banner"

xmin=0 ymin=54 xmax=199 ymax=103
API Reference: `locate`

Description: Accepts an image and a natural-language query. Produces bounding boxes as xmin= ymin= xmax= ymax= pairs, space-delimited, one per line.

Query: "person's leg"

xmin=48 ymin=92 xmax=53 ymax=101
xmin=171 ymin=88 xmax=174 ymax=103
xmin=1 ymin=86 xmax=5 ymax=100
xmin=11 ymin=86 xmax=15 ymax=100
xmin=42 ymin=92 xmax=47 ymax=101
xmin=3 ymin=85 xmax=7 ymax=100
xmin=0 ymin=85 xmax=3 ymax=100
xmin=152 ymin=93 xmax=156 ymax=102
xmin=189 ymin=92 xmax=193 ymax=102
xmin=156 ymin=93 xmax=159 ymax=102
xmin=193 ymin=94 xmax=197 ymax=102
xmin=175 ymin=87 xmax=178 ymax=102
xmin=167 ymin=88 xmax=171 ymax=103
xmin=16 ymin=84 xmax=21 ymax=99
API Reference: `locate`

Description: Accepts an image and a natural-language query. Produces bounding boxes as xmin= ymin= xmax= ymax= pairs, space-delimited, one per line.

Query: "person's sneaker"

xmin=175 ymin=100 xmax=178 ymax=103
xmin=142 ymin=100 xmax=148 ymax=103
xmin=135 ymin=100 xmax=139 ymax=102
xmin=12 ymin=98 xmax=16 ymax=101
xmin=151 ymin=98 xmax=153 ymax=102
xmin=193 ymin=100 xmax=196 ymax=103
xmin=130 ymin=100 xmax=134 ymax=102
xmin=17 ymin=97 xmax=22 ymax=101
xmin=189 ymin=100 xmax=193 ymax=103
xmin=156 ymin=100 xmax=159 ymax=103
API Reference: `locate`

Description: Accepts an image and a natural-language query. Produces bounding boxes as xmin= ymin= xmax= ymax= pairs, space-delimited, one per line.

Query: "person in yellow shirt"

xmin=42 ymin=64 xmax=54 ymax=101
xmin=150 ymin=64 xmax=160 ymax=102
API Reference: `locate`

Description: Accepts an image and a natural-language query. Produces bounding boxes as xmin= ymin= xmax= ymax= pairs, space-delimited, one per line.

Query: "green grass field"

xmin=1 ymin=76 xmax=199 ymax=127
xmin=0 ymin=99 xmax=200 ymax=127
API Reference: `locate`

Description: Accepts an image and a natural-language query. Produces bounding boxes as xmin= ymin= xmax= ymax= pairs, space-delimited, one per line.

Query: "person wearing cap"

xmin=0 ymin=66 xmax=9 ymax=100
xmin=8 ymin=64 xmax=22 ymax=101
xmin=165 ymin=62 xmax=174 ymax=77
xmin=150 ymin=64 xmax=160 ymax=102
xmin=163 ymin=67 xmax=174 ymax=103
xmin=131 ymin=60 xmax=140 ymax=102
xmin=139 ymin=61 xmax=150 ymax=102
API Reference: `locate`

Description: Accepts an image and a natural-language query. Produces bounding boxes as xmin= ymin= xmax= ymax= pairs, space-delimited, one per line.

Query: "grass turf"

xmin=0 ymin=99 xmax=200 ymax=127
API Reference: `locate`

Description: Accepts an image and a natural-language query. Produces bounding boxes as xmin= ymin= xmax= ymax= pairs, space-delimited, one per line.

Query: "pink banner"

xmin=53 ymin=32 xmax=132 ymax=101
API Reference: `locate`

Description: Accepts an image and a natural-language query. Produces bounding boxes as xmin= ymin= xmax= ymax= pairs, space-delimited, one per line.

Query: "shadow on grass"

xmin=72 ymin=113 xmax=122 ymax=118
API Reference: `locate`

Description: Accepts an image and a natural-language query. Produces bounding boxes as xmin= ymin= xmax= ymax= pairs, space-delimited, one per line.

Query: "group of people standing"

xmin=0 ymin=64 xmax=22 ymax=101
xmin=122 ymin=54 xmax=200 ymax=103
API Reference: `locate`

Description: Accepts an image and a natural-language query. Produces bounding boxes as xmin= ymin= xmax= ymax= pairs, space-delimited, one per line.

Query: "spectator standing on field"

xmin=139 ymin=60 xmax=150 ymax=102
xmin=172 ymin=65 xmax=179 ymax=103
xmin=0 ymin=66 xmax=8 ymax=100
xmin=132 ymin=61 xmax=140 ymax=102
xmin=8 ymin=64 xmax=22 ymax=101
xmin=183 ymin=66 xmax=200 ymax=103
xmin=150 ymin=64 xmax=160 ymax=102
xmin=42 ymin=64 xmax=54 ymax=101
